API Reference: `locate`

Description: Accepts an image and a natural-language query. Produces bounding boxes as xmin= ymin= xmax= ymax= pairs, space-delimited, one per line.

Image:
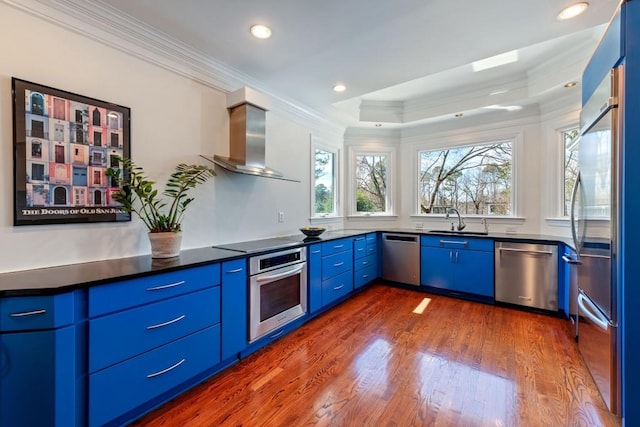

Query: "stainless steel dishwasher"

xmin=495 ymin=241 xmax=558 ymax=310
xmin=382 ymin=233 xmax=420 ymax=286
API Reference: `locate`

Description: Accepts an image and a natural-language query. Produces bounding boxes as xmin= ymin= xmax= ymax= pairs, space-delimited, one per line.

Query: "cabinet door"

xmin=221 ymin=259 xmax=247 ymax=360
xmin=454 ymin=250 xmax=494 ymax=297
xmin=308 ymin=244 xmax=322 ymax=314
xmin=420 ymin=246 xmax=453 ymax=289
xmin=1 ymin=326 xmax=76 ymax=427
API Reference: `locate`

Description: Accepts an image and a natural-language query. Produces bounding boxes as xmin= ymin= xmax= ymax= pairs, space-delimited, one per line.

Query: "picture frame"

xmin=12 ymin=78 xmax=131 ymax=226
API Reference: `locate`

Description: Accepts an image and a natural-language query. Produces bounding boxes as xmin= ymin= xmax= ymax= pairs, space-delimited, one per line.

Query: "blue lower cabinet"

xmin=355 ymin=264 xmax=377 ymax=289
xmin=308 ymin=244 xmax=323 ymax=314
xmin=221 ymin=259 xmax=248 ymax=360
xmin=322 ymin=270 xmax=353 ymax=306
xmin=89 ymin=324 xmax=220 ymax=427
xmin=421 ymin=244 xmax=494 ymax=298
xmin=1 ymin=326 xmax=77 ymax=427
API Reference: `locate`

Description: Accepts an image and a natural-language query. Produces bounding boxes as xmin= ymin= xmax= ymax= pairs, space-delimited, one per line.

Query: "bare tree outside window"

xmin=356 ymin=154 xmax=387 ymax=213
xmin=563 ymin=128 xmax=579 ymax=216
xmin=419 ymin=142 xmax=512 ymax=215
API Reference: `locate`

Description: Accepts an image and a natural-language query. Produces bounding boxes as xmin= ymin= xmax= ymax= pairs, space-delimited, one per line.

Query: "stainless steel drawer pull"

xmin=333 ymin=261 xmax=345 ymax=267
xmin=146 ymin=358 xmax=185 ymax=378
xmin=362 ymin=274 xmax=369 ymax=278
xmin=334 ymin=284 xmax=345 ymax=290
xmin=518 ymin=296 xmax=533 ymax=301
xmin=226 ymin=268 xmax=244 ymax=274
xmin=311 ymin=250 xmax=321 ymax=254
xmin=440 ymin=240 xmax=468 ymax=245
xmin=562 ymin=255 xmax=581 ymax=264
xmin=333 ymin=244 xmax=344 ymax=249
xmin=500 ymin=248 xmax=552 ymax=255
xmin=9 ymin=309 xmax=47 ymax=317
xmin=146 ymin=280 xmax=186 ymax=291
xmin=147 ymin=314 xmax=186 ymax=330
xmin=357 ymin=248 xmax=364 ymax=251
xmin=362 ymin=261 xmax=369 ymax=265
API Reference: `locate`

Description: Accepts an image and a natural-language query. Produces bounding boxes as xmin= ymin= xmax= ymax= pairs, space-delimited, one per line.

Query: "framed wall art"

xmin=12 ymin=78 xmax=131 ymax=226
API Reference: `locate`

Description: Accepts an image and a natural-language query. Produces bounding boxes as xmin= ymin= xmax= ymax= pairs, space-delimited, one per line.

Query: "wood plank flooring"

xmin=132 ymin=284 xmax=621 ymax=427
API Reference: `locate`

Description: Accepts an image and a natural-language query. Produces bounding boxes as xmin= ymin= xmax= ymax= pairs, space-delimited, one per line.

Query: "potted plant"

xmin=107 ymin=156 xmax=216 ymax=258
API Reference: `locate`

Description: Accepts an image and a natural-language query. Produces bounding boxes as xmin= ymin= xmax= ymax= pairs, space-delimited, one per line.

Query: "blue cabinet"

xmin=87 ymin=264 xmax=222 ymax=426
xmin=0 ymin=292 xmax=79 ymax=427
xmin=221 ymin=258 xmax=248 ymax=360
xmin=354 ymin=233 xmax=378 ymax=289
xmin=308 ymin=243 xmax=323 ymax=314
xmin=420 ymin=236 xmax=494 ymax=298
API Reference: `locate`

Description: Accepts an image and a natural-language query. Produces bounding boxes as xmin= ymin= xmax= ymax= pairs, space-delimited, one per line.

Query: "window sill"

xmin=545 ymin=217 xmax=570 ymax=227
xmin=309 ymin=215 xmax=344 ymax=222
xmin=347 ymin=214 xmax=398 ymax=220
xmin=410 ymin=214 xmax=525 ymax=223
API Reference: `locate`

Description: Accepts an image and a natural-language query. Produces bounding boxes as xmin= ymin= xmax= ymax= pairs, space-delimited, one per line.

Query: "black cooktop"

xmin=212 ymin=236 xmax=307 ymax=254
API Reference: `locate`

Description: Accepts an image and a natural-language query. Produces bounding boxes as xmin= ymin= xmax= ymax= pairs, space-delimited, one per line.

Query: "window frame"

xmin=347 ymin=145 xmax=396 ymax=217
xmin=310 ymin=138 xmax=340 ymax=219
xmin=560 ymin=125 xmax=580 ymax=218
xmin=414 ymin=136 xmax=518 ymax=218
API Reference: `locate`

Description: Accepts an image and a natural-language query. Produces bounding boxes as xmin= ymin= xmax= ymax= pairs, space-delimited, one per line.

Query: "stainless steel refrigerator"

xmin=570 ymin=66 xmax=622 ymax=415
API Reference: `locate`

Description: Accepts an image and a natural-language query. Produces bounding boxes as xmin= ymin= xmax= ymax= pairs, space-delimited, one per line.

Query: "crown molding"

xmin=3 ymin=0 xmax=345 ymax=136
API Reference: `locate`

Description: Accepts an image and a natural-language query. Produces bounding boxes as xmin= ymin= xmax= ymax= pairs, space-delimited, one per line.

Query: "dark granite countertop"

xmin=0 ymin=228 xmax=574 ymax=297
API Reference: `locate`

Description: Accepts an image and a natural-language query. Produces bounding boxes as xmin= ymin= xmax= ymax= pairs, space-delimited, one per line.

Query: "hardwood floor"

xmin=133 ymin=284 xmax=621 ymax=427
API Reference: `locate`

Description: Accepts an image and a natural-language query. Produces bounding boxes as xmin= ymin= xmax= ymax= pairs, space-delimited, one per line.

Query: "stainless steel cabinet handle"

xmin=225 ymin=268 xmax=244 ymax=274
xmin=333 ymin=244 xmax=344 ymax=249
xmin=269 ymin=329 xmax=285 ymax=339
xmin=357 ymin=248 xmax=364 ymax=252
xmin=449 ymin=251 xmax=453 ymax=263
xmin=9 ymin=309 xmax=47 ymax=317
xmin=333 ymin=261 xmax=345 ymax=267
xmin=311 ymin=249 xmax=321 ymax=254
xmin=334 ymin=284 xmax=345 ymax=290
xmin=147 ymin=314 xmax=186 ymax=330
xmin=362 ymin=274 xmax=369 ymax=278
xmin=362 ymin=261 xmax=369 ymax=266
xmin=146 ymin=358 xmax=185 ymax=378
xmin=499 ymin=248 xmax=553 ymax=255
xmin=518 ymin=296 xmax=533 ymax=301
xmin=577 ymin=293 xmax=611 ymax=330
xmin=440 ymin=240 xmax=468 ymax=245
xmin=455 ymin=251 xmax=459 ymax=263
xmin=562 ymin=254 xmax=581 ymax=264
xmin=146 ymin=280 xmax=185 ymax=291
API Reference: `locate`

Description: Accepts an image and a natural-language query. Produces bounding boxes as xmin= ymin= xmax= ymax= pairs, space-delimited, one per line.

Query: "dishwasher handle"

xmin=499 ymin=247 xmax=553 ymax=256
xmin=384 ymin=234 xmax=418 ymax=243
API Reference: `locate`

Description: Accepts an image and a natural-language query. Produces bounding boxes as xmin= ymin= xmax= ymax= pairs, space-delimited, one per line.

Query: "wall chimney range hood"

xmin=201 ymin=87 xmax=299 ymax=182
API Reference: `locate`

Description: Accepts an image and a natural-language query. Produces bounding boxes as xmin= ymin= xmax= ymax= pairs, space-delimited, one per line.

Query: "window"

xmin=312 ymin=146 xmax=338 ymax=217
xmin=562 ymin=127 xmax=579 ymax=216
xmin=348 ymin=147 xmax=395 ymax=216
xmin=418 ymin=141 xmax=513 ymax=216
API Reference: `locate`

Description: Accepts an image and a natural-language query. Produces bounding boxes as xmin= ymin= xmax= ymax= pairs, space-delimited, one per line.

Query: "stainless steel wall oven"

xmin=249 ymin=247 xmax=307 ymax=342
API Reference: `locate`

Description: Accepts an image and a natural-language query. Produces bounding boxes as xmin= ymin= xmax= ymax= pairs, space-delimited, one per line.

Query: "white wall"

xmin=0 ymin=3 xmax=337 ymax=273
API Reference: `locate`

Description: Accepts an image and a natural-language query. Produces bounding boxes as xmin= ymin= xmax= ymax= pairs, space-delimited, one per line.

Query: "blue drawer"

xmin=308 ymin=244 xmax=322 ymax=257
xmin=366 ymin=242 xmax=377 ymax=256
xmin=89 ymin=264 xmax=220 ymax=317
xmin=89 ymin=324 xmax=220 ymax=427
xmin=321 ymin=238 xmax=352 ymax=256
xmin=321 ymin=251 xmax=353 ymax=281
xmin=354 ymin=254 xmax=376 ymax=271
xmin=89 ymin=287 xmax=220 ymax=373
xmin=322 ymin=271 xmax=353 ymax=306
xmin=421 ymin=235 xmax=493 ymax=252
xmin=354 ymin=238 xmax=367 ymax=259
xmin=365 ymin=233 xmax=377 ymax=244
xmin=355 ymin=264 xmax=377 ymax=289
xmin=0 ymin=292 xmax=74 ymax=332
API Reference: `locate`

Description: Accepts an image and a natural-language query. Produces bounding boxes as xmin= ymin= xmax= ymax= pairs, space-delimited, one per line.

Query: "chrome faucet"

xmin=481 ymin=217 xmax=489 ymax=233
xmin=446 ymin=208 xmax=466 ymax=231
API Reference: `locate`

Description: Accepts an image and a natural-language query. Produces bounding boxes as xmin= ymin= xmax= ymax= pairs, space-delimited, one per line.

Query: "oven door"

xmin=249 ymin=262 xmax=307 ymax=342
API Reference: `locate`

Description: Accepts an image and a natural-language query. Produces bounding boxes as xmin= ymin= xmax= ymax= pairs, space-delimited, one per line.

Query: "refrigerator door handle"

xmin=578 ymin=292 xmax=615 ymax=330
xmin=569 ymin=171 xmax=581 ymax=257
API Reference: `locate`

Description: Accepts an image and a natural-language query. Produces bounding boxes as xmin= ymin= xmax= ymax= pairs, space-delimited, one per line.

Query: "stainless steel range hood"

xmin=201 ymin=87 xmax=299 ymax=182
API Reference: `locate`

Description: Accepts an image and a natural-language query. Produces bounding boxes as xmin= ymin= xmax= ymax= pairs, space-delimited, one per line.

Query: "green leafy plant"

xmin=106 ymin=156 xmax=216 ymax=233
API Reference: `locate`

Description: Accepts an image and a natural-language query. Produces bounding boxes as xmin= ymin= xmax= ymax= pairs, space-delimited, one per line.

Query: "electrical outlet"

xmin=278 ymin=211 xmax=284 ymax=223
xmin=506 ymin=226 xmax=517 ymax=234
xmin=415 ymin=222 xmax=424 ymax=230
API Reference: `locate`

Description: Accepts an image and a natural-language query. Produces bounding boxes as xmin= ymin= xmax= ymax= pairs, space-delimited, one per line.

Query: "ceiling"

xmin=97 ymin=0 xmax=620 ymax=128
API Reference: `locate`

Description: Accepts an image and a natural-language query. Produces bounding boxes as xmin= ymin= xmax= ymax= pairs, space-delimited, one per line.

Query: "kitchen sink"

xmin=427 ymin=230 xmax=489 ymax=236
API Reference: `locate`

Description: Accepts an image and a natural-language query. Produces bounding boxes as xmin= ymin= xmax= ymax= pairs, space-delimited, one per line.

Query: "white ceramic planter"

xmin=147 ymin=231 xmax=182 ymax=258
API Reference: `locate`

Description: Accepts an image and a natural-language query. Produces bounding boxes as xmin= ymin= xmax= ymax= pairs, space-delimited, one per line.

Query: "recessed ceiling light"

xmin=333 ymin=84 xmax=346 ymax=92
xmin=557 ymin=2 xmax=589 ymax=20
xmin=250 ymin=24 xmax=272 ymax=39
xmin=472 ymin=50 xmax=519 ymax=72
xmin=564 ymin=81 xmax=578 ymax=88
xmin=455 ymin=113 xmax=464 ymax=118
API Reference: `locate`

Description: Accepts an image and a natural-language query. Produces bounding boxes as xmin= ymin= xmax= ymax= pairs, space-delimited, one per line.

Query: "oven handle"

xmin=256 ymin=263 xmax=305 ymax=283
